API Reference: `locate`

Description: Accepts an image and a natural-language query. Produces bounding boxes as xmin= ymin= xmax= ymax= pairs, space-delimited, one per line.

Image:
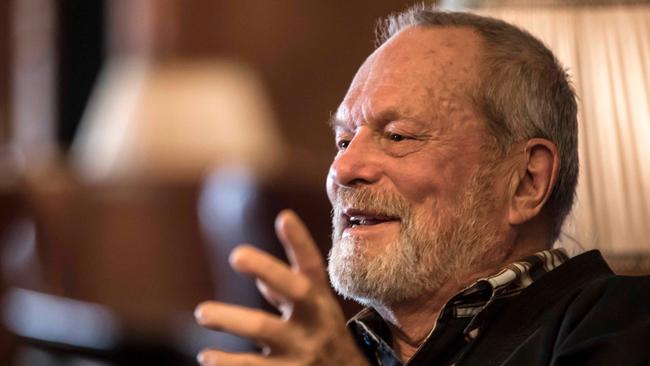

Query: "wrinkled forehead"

xmin=337 ymin=26 xmax=482 ymax=126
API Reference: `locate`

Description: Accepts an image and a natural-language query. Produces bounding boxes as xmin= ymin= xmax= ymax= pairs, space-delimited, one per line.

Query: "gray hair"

xmin=377 ymin=5 xmax=579 ymax=240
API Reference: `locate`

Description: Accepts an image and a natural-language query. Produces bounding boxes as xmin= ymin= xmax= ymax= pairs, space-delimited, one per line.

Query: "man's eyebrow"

xmin=375 ymin=109 xmax=401 ymax=124
xmin=327 ymin=108 xmax=412 ymax=131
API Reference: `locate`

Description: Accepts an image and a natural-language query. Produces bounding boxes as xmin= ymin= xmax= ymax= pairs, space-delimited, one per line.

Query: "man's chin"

xmin=328 ymin=273 xmax=437 ymax=308
xmin=327 ymin=238 xmax=441 ymax=307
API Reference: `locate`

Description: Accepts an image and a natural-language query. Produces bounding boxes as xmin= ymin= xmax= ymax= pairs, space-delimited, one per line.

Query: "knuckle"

xmin=303 ymin=262 xmax=325 ymax=277
xmin=292 ymin=276 xmax=315 ymax=302
xmin=251 ymin=312 xmax=276 ymax=338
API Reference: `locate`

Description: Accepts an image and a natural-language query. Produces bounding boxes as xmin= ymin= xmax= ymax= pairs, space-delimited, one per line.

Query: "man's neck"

xmin=373 ymin=281 xmax=460 ymax=362
xmin=373 ymin=274 xmax=483 ymax=362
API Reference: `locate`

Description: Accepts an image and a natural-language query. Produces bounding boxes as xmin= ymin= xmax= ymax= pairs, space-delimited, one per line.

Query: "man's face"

xmin=326 ymin=26 xmax=509 ymax=306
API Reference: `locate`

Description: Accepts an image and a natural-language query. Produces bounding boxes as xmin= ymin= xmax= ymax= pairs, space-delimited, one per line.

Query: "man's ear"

xmin=508 ymin=138 xmax=560 ymax=226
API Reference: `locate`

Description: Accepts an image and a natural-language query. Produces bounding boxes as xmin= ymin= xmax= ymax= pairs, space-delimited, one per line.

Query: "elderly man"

xmin=194 ymin=6 xmax=650 ymax=366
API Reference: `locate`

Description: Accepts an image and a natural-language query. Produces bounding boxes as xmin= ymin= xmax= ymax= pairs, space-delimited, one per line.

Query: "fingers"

xmin=274 ymin=210 xmax=327 ymax=284
xmin=256 ymin=279 xmax=292 ymax=315
xmin=195 ymin=301 xmax=286 ymax=345
xmin=230 ymin=245 xmax=313 ymax=303
xmin=198 ymin=349 xmax=274 ymax=366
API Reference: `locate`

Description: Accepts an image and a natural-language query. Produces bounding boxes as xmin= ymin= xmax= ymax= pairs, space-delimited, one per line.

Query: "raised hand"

xmin=195 ymin=210 xmax=370 ymax=366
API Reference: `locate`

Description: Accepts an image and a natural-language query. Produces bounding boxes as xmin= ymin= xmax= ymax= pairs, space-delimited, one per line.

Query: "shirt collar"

xmin=450 ymin=248 xmax=570 ymax=318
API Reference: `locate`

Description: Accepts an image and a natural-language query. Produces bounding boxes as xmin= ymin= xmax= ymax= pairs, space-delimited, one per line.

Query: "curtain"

xmin=478 ymin=5 xmax=650 ymax=256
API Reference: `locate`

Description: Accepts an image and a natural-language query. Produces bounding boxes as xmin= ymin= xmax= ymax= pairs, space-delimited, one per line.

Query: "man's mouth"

xmin=343 ymin=209 xmax=400 ymax=229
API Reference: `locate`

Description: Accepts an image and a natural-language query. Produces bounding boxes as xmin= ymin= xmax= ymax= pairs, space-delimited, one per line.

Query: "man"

xmin=194 ymin=6 xmax=650 ymax=366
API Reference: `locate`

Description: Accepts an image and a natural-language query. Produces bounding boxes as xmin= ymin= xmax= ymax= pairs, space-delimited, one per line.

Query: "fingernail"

xmin=275 ymin=209 xmax=292 ymax=228
xmin=194 ymin=303 xmax=205 ymax=321
xmin=197 ymin=351 xmax=205 ymax=364
xmin=228 ymin=245 xmax=250 ymax=269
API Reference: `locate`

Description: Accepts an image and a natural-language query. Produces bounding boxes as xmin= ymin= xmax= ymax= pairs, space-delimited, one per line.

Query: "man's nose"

xmin=329 ymin=130 xmax=382 ymax=188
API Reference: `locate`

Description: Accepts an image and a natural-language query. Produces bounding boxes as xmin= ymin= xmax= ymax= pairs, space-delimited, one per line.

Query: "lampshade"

xmin=71 ymin=57 xmax=284 ymax=183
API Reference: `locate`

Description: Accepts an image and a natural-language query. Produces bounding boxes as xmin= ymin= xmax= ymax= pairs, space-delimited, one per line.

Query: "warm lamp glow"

xmin=72 ymin=58 xmax=285 ymax=183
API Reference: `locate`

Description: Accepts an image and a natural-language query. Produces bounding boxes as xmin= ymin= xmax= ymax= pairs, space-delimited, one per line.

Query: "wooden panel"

xmin=0 ymin=3 xmax=17 ymax=361
xmin=0 ymin=0 xmax=10 ymax=144
xmin=27 ymin=178 xmax=215 ymax=337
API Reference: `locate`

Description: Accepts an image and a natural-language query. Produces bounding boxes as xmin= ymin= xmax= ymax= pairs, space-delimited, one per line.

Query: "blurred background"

xmin=0 ymin=0 xmax=649 ymax=364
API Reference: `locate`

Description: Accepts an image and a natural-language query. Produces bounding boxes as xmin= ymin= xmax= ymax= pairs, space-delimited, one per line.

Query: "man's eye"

xmin=337 ymin=140 xmax=350 ymax=150
xmin=388 ymin=133 xmax=406 ymax=142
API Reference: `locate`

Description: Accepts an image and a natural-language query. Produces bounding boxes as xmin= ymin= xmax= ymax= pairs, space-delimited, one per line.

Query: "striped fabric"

xmin=451 ymin=248 xmax=569 ymax=319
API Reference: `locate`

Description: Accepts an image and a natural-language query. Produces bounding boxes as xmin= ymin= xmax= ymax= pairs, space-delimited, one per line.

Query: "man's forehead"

xmin=334 ymin=26 xmax=481 ymax=129
xmin=375 ymin=26 xmax=481 ymax=69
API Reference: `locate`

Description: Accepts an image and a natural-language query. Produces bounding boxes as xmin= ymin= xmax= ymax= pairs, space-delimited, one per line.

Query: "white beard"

xmin=327 ymin=167 xmax=502 ymax=307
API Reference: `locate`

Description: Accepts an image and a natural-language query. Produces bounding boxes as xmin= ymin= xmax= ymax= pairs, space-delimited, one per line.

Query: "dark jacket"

xmin=350 ymin=251 xmax=650 ymax=365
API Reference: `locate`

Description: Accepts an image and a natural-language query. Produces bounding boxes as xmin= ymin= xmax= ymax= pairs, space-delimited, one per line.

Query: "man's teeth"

xmin=349 ymin=216 xmax=383 ymax=226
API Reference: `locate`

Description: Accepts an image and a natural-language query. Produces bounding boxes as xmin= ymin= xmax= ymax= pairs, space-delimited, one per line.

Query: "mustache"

xmin=332 ymin=187 xmax=411 ymax=218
